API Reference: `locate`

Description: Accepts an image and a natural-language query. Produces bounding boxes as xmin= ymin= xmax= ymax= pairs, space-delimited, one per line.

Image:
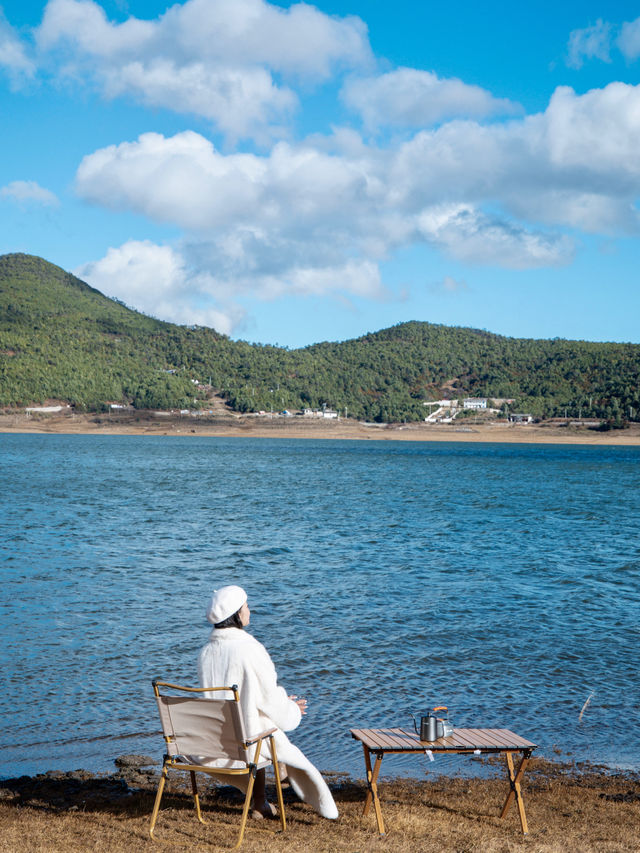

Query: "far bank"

xmin=1 ymin=411 xmax=640 ymax=446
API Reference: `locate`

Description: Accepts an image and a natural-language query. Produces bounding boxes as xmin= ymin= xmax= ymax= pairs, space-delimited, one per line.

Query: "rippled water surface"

xmin=1 ymin=435 xmax=639 ymax=779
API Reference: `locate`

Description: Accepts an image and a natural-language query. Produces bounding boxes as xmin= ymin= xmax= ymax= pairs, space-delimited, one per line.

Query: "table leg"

xmin=500 ymin=750 xmax=531 ymax=834
xmin=362 ymin=744 xmax=385 ymax=835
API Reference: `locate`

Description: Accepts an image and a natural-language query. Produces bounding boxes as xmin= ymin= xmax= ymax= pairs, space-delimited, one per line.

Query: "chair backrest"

xmin=154 ymin=682 xmax=249 ymax=764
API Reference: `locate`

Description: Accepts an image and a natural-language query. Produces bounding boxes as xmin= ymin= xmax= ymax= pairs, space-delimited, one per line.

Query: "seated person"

xmin=197 ymin=585 xmax=338 ymax=820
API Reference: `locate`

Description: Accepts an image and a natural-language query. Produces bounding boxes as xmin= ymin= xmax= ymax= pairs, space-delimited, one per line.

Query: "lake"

xmin=1 ymin=434 xmax=638 ymax=780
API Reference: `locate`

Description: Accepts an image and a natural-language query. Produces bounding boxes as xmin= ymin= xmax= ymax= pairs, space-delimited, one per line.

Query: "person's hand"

xmin=289 ymin=695 xmax=308 ymax=715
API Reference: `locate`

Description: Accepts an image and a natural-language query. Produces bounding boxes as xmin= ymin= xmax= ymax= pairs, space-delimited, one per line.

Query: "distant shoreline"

xmin=2 ymin=412 xmax=640 ymax=446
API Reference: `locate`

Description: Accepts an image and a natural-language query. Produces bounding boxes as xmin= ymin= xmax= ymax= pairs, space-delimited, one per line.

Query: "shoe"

xmin=250 ymin=802 xmax=277 ymax=820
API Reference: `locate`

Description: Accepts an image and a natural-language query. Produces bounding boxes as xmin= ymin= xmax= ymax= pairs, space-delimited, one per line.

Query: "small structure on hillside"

xmin=463 ymin=398 xmax=487 ymax=410
xmin=25 ymin=405 xmax=70 ymax=413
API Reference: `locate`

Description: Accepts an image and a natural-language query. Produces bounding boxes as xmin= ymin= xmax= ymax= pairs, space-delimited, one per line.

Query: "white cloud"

xmin=38 ymin=0 xmax=370 ymax=74
xmin=415 ymin=203 xmax=573 ymax=268
xmin=565 ymin=15 xmax=640 ymax=66
xmin=260 ymin=258 xmax=383 ymax=299
xmin=73 ymin=78 xmax=640 ymax=325
xmin=75 ymin=131 xmax=267 ymax=229
xmin=618 ymin=16 xmax=640 ymax=61
xmin=74 ymin=126 xmax=390 ymax=321
xmin=75 ymin=238 xmax=384 ymax=335
xmin=35 ymin=0 xmax=370 ymax=140
xmin=506 ymin=190 xmax=640 ymax=235
xmin=102 ymin=61 xmax=296 ymax=141
xmin=543 ymin=83 xmax=640 ymax=178
xmin=567 ymin=19 xmax=612 ymax=68
xmin=74 ymin=240 xmax=245 ymax=335
xmin=0 ymin=14 xmax=35 ymax=84
xmin=164 ymin=0 xmax=370 ymax=77
xmin=390 ymin=82 xmax=640 ymax=235
xmin=37 ymin=0 xmax=152 ymax=56
xmin=75 ymin=131 xmax=378 ymax=233
xmin=0 ymin=180 xmax=59 ymax=206
xmin=342 ymin=67 xmax=518 ymax=129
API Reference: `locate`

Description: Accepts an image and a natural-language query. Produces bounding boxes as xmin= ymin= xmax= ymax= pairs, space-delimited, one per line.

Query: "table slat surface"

xmin=351 ymin=727 xmax=536 ymax=752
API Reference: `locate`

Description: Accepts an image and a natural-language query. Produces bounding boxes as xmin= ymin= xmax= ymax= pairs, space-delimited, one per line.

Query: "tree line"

xmin=1 ymin=253 xmax=639 ymax=423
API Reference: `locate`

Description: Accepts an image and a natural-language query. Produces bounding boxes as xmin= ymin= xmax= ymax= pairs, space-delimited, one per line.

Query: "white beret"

xmin=207 ymin=585 xmax=247 ymax=625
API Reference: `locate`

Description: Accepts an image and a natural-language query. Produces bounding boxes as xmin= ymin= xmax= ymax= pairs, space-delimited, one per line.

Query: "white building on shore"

xmin=463 ymin=397 xmax=487 ymax=410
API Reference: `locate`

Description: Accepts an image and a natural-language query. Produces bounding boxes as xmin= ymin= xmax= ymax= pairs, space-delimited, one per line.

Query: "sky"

xmin=1 ymin=1 xmax=640 ymax=348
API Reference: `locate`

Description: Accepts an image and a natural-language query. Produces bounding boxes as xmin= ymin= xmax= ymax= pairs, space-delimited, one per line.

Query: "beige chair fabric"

xmin=155 ymin=693 xmax=248 ymax=761
xmin=150 ymin=680 xmax=286 ymax=849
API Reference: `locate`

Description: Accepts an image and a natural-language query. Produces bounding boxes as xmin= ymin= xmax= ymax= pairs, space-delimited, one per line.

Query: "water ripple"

xmin=1 ymin=435 xmax=639 ymax=778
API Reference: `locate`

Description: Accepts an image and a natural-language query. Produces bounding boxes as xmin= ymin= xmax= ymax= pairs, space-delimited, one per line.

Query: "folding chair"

xmin=150 ymin=680 xmax=287 ymax=849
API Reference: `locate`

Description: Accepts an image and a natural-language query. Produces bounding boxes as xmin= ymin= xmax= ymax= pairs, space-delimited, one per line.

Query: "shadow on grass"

xmin=0 ymin=768 xmax=364 ymax=823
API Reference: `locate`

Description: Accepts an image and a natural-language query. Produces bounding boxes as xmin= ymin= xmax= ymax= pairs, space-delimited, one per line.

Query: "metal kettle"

xmin=420 ymin=711 xmax=438 ymax=741
xmin=420 ymin=706 xmax=453 ymax=741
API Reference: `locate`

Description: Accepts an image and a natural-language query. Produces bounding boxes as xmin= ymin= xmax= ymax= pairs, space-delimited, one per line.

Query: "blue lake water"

xmin=1 ymin=434 xmax=639 ymax=780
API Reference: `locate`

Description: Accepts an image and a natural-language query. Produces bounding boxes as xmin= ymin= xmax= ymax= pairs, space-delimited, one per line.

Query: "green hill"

xmin=1 ymin=252 xmax=639 ymax=422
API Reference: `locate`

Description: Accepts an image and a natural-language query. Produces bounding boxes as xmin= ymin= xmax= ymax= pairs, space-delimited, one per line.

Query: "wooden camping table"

xmin=350 ymin=727 xmax=537 ymax=835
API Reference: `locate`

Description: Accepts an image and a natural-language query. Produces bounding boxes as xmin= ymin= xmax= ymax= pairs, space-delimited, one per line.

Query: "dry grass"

xmin=1 ymin=759 xmax=638 ymax=853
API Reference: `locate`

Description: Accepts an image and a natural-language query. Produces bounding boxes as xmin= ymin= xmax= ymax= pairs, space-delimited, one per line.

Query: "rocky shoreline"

xmin=0 ymin=754 xmax=160 ymax=814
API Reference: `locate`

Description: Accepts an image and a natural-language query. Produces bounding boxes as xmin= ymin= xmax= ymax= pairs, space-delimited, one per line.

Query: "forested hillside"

xmin=1 ymin=253 xmax=639 ymax=422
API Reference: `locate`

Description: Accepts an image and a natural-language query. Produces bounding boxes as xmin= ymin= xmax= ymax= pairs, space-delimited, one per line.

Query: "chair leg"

xmin=233 ymin=766 xmax=257 ymax=850
xmin=270 ymin=736 xmax=287 ymax=833
xmin=190 ymin=770 xmax=206 ymax=825
xmin=149 ymin=763 xmax=169 ymax=840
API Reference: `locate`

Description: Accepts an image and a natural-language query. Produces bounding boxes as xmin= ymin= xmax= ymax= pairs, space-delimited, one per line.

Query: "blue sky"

xmin=1 ymin=1 xmax=639 ymax=347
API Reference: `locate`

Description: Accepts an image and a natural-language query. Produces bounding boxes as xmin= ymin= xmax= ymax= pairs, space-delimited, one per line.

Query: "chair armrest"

xmin=245 ymin=727 xmax=278 ymax=745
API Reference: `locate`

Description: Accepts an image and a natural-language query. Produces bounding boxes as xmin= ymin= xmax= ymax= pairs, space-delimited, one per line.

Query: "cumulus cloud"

xmin=72 ymin=77 xmax=640 ymax=327
xmin=567 ymin=19 xmax=612 ymax=68
xmin=75 ymin=131 xmax=381 ymax=234
xmin=74 ymin=240 xmax=245 ymax=335
xmin=74 ymin=127 xmax=391 ymax=328
xmin=102 ymin=62 xmax=296 ymax=141
xmin=37 ymin=0 xmax=369 ymax=73
xmin=75 ymin=238 xmax=384 ymax=334
xmin=543 ymin=83 xmax=640 ymax=178
xmin=342 ymin=67 xmax=518 ymax=129
xmin=390 ymin=82 xmax=640 ymax=235
xmin=0 ymin=180 xmax=59 ymax=206
xmin=506 ymin=190 xmax=640 ymax=235
xmin=416 ymin=204 xmax=573 ymax=268
xmin=0 ymin=13 xmax=35 ymax=84
xmin=76 ymin=131 xmax=265 ymax=228
xmin=35 ymin=0 xmax=370 ymax=140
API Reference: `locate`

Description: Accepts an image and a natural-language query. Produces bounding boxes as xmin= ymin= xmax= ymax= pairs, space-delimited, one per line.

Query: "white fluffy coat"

xmin=197 ymin=627 xmax=338 ymax=819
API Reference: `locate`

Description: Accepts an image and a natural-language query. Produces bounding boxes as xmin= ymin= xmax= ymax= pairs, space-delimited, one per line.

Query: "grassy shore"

xmin=1 ymin=758 xmax=638 ymax=852
xmin=2 ymin=409 xmax=640 ymax=446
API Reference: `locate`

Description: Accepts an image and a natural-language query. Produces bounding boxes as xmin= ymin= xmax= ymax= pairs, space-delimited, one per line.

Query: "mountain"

xmin=1 ymin=252 xmax=639 ymax=422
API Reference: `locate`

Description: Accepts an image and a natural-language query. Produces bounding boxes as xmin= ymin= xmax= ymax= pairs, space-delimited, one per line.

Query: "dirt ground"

xmin=2 ymin=409 xmax=640 ymax=446
xmin=0 ymin=757 xmax=638 ymax=852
